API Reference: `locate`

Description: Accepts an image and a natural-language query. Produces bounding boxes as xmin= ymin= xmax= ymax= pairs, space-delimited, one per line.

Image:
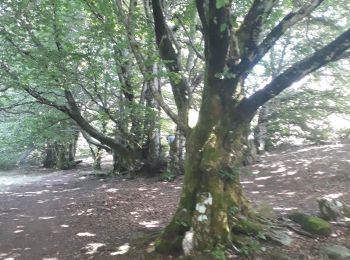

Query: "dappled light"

xmin=38 ymin=216 xmax=56 ymax=220
xmin=76 ymin=232 xmax=96 ymax=237
xmin=110 ymin=243 xmax=130 ymax=256
xmin=242 ymin=142 xmax=350 ymax=216
xmin=138 ymin=220 xmax=160 ymax=228
xmin=0 ymin=167 xmax=181 ymax=258
xmin=0 ymin=142 xmax=349 ymax=258
xmin=82 ymin=243 xmax=106 ymax=255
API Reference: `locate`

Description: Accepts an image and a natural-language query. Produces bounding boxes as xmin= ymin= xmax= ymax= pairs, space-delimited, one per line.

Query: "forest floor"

xmin=0 ymin=142 xmax=349 ymax=259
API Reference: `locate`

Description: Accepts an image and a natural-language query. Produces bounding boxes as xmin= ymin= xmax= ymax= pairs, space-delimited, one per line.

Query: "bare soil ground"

xmin=0 ymin=142 xmax=349 ymax=259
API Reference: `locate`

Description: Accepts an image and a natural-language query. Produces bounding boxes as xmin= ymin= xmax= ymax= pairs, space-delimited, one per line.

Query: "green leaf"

xmin=216 ymin=0 xmax=229 ymax=9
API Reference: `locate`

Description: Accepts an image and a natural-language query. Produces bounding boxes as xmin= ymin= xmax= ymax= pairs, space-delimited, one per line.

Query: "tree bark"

xmin=157 ymin=108 xmax=253 ymax=253
xmin=42 ymin=144 xmax=56 ymax=168
xmin=168 ymin=127 xmax=186 ymax=176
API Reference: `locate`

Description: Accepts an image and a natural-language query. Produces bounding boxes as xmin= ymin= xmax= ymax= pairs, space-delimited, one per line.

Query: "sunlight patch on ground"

xmin=82 ymin=243 xmax=106 ymax=255
xmin=138 ymin=220 xmax=160 ymax=228
xmin=255 ymin=176 xmax=272 ymax=181
xmin=110 ymin=243 xmax=130 ymax=256
xmin=38 ymin=216 xmax=56 ymax=220
xmin=271 ymin=167 xmax=287 ymax=173
xmin=324 ymin=193 xmax=344 ymax=199
xmin=0 ymin=172 xmax=44 ymax=191
xmin=25 ymin=190 xmax=50 ymax=195
xmin=313 ymin=171 xmax=325 ymax=175
xmin=277 ymin=191 xmax=296 ymax=196
xmin=273 ymin=207 xmax=298 ymax=212
xmin=130 ymin=211 xmax=140 ymax=217
xmin=106 ymin=188 xmax=118 ymax=193
xmin=37 ymin=199 xmax=51 ymax=204
xmin=76 ymin=232 xmax=96 ymax=237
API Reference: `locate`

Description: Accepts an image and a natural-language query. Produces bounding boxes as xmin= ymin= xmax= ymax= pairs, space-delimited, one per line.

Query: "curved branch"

xmin=63 ymin=90 xmax=131 ymax=157
xmin=81 ymin=130 xmax=112 ymax=153
xmin=241 ymin=27 xmax=350 ymax=115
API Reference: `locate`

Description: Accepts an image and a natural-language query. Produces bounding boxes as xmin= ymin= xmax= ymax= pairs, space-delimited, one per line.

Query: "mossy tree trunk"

xmin=43 ymin=142 xmax=77 ymax=170
xmin=89 ymin=146 xmax=103 ymax=170
xmin=156 ymin=95 xmax=253 ymax=253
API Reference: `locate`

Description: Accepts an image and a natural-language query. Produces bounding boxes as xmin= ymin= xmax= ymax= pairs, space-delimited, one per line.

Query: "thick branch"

xmin=197 ymin=0 xmax=231 ymax=73
xmin=242 ymin=27 xmax=350 ymax=115
xmin=237 ymin=0 xmax=277 ymax=56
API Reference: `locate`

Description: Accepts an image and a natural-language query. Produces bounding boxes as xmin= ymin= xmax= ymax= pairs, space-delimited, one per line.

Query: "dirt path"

xmin=0 ymin=142 xmax=350 ymax=259
xmin=0 ymin=167 xmax=180 ymax=259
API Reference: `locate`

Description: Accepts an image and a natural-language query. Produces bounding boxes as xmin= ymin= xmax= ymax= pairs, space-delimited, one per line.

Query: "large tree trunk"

xmin=157 ymin=113 xmax=252 ymax=253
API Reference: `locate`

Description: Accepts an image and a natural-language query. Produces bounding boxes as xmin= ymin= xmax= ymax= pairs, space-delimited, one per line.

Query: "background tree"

xmin=251 ymin=12 xmax=350 ymax=152
xmin=0 ymin=0 xmax=165 ymax=173
xmin=0 ymin=90 xmax=78 ymax=169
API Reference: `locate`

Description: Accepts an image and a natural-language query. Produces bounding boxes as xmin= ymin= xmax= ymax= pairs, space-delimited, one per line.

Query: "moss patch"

xmin=288 ymin=212 xmax=332 ymax=236
xmin=232 ymin=219 xmax=264 ymax=236
xmin=303 ymin=216 xmax=332 ymax=235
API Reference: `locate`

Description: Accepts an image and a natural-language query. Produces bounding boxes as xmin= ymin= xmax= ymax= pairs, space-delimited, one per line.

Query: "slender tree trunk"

xmin=168 ymin=127 xmax=186 ymax=176
xmin=254 ymin=104 xmax=269 ymax=153
xmin=89 ymin=146 xmax=103 ymax=170
xmin=168 ymin=133 xmax=179 ymax=175
xmin=17 ymin=144 xmax=35 ymax=166
xmin=68 ymin=129 xmax=80 ymax=161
